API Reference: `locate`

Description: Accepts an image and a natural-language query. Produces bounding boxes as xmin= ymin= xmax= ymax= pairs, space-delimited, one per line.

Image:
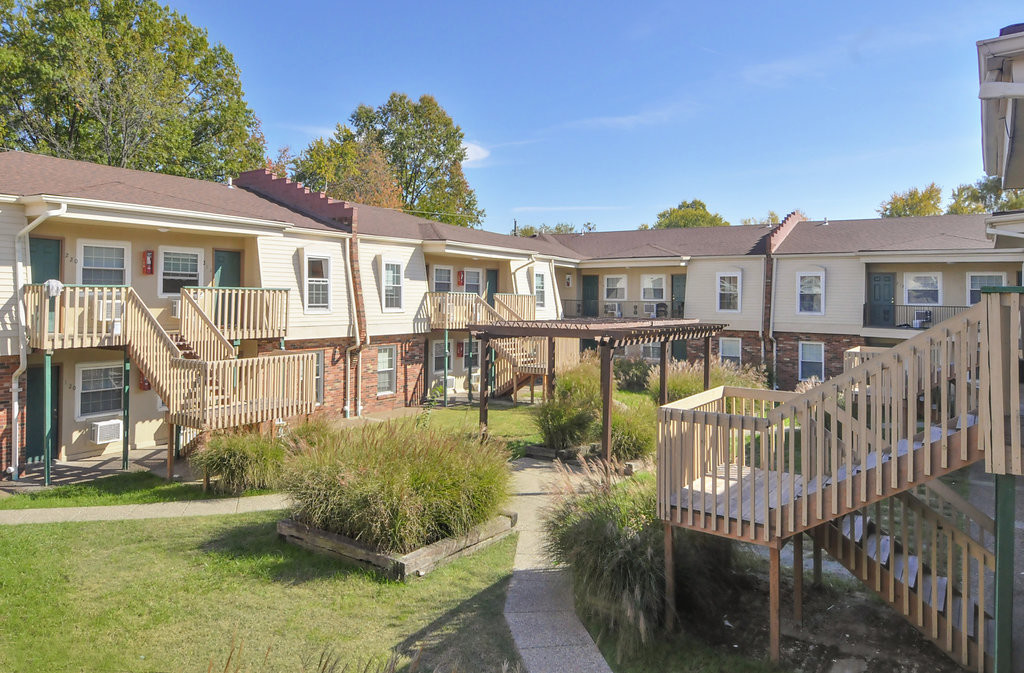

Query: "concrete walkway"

xmin=504 ymin=458 xmax=612 ymax=673
xmin=0 ymin=493 xmax=289 ymax=525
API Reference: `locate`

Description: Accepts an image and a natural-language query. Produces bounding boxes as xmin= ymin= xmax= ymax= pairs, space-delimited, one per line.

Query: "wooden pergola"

xmin=468 ymin=318 xmax=727 ymax=460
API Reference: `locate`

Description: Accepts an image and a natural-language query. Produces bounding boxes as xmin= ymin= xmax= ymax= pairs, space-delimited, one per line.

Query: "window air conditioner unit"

xmin=102 ymin=299 xmax=124 ymax=335
xmin=643 ymin=303 xmax=657 ymax=317
xmin=169 ymin=298 xmax=181 ymax=318
xmin=913 ymin=310 xmax=932 ymax=328
xmin=89 ymin=419 xmax=122 ymax=444
xmin=470 ymin=371 xmax=480 ymax=391
xmin=603 ymin=302 xmax=621 ymax=317
xmin=433 ymin=375 xmax=457 ymax=395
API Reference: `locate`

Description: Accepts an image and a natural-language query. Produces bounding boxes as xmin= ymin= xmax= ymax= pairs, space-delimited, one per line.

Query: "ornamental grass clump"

xmin=610 ymin=398 xmax=656 ymax=460
xmin=648 ymin=356 xmax=767 ymax=403
xmin=189 ymin=431 xmax=286 ymax=494
xmin=544 ymin=462 xmax=733 ymax=659
xmin=282 ymin=419 xmax=511 ymax=555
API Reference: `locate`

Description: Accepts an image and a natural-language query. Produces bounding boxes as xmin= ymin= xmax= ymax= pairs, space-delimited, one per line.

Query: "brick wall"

xmin=773 ymin=331 xmax=866 ymax=391
xmin=681 ymin=329 xmax=764 ymax=368
xmin=0 ymin=355 xmax=26 ymax=478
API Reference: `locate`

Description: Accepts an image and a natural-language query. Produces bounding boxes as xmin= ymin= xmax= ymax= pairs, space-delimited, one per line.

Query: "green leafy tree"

xmin=651 ymin=199 xmax=729 ymax=228
xmin=877 ymin=183 xmax=943 ymax=217
xmin=946 ymin=176 xmax=1024 ymax=214
xmin=350 ymin=93 xmax=484 ymax=226
xmin=740 ymin=210 xmax=781 ymax=225
xmin=291 ymin=124 xmax=403 ymax=208
xmin=514 ymin=221 xmax=593 ymax=236
xmin=0 ymin=0 xmax=265 ymax=180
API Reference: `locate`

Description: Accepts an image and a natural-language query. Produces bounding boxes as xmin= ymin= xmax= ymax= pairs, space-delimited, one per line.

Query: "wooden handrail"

xmin=179 ymin=291 xmax=235 ymax=361
xmin=182 ymin=287 xmax=288 ymax=341
xmin=494 ymin=293 xmax=535 ymax=320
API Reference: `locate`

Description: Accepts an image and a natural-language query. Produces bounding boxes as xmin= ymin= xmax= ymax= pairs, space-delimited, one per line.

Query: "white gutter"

xmin=342 ymin=238 xmax=362 ymax=417
xmin=987 ymin=226 xmax=1024 ymax=241
xmin=9 ymin=201 xmax=67 ymax=479
xmin=510 ymin=256 xmax=536 ymax=294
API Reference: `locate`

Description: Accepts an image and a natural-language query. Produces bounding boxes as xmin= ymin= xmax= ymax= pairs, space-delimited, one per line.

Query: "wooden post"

xmin=664 ymin=522 xmax=675 ymax=630
xmin=166 ymin=423 xmax=174 ymax=481
xmin=547 ymin=336 xmax=556 ymax=397
xmin=467 ymin=335 xmax=474 ymax=403
xmin=812 ymin=537 xmax=823 ymax=586
xmin=43 ymin=350 xmax=53 ymax=486
xmin=769 ymin=544 xmax=781 ymax=663
xmin=600 ymin=342 xmax=613 ymax=462
xmin=994 ymin=474 xmax=1016 ymax=673
xmin=792 ymin=534 xmax=804 ymax=625
xmin=659 ymin=339 xmax=669 ymax=405
xmin=121 ymin=348 xmax=130 ymax=471
xmin=443 ymin=329 xmax=449 ymax=407
xmin=479 ymin=338 xmax=490 ymax=438
xmin=703 ymin=336 xmax=712 ymax=391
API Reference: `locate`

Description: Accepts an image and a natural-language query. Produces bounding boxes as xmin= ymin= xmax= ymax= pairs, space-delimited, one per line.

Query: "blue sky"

xmin=171 ymin=1 xmax=1021 ymax=233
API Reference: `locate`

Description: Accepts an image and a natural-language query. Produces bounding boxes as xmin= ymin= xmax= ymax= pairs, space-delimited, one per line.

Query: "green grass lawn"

xmin=0 ymin=471 xmax=244 ymax=510
xmin=424 ymin=403 xmax=541 ymax=452
xmin=0 ymin=511 xmax=519 ymax=672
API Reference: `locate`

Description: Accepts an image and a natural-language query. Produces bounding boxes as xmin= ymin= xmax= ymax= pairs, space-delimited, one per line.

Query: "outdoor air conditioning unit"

xmin=102 ymin=299 xmax=124 ymax=335
xmin=912 ymin=310 xmax=933 ymax=329
xmin=169 ymin=298 xmax=181 ymax=318
xmin=470 ymin=371 xmax=480 ymax=391
xmin=433 ymin=375 xmax=457 ymax=395
xmin=603 ymin=302 xmax=621 ymax=317
xmin=89 ymin=419 xmax=122 ymax=444
xmin=643 ymin=303 xmax=657 ymax=317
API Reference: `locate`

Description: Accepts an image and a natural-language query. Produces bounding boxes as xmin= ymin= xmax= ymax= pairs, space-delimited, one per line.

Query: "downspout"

xmin=343 ymin=237 xmax=362 ymax=417
xmin=9 ymin=201 xmax=67 ymax=479
xmin=768 ymin=253 xmax=779 ymax=389
xmin=344 ymin=207 xmax=368 ymax=417
xmin=510 ymin=256 xmax=536 ymax=294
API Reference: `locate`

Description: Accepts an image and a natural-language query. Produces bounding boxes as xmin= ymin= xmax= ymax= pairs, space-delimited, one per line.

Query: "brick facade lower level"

xmin=0 ymin=355 xmax=26 ymax=477
xmin=772 ymin=331 xmax=867 ymax=391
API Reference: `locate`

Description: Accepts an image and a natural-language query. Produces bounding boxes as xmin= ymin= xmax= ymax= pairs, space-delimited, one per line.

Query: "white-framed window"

xmin=717 ymin=272 xmax=741 ymax=312
xmin=382 ymin=259 xmax=403 ymax=311
xmin=464 ymin=268 xmax=482 ymax=296
xmin=377 ymin=346 xmax=396 ymax=395
xmin=798 ymin=342 xmax=825 ymax=382
xmin=433 ymin=265 xmax=453 ymax=293
xmin=432 ymin=340 xmax=451 ymax=376
xmin=463 ymin=339 xmax=479 ymax=370
xmin=719 ymin=337 xmax=742 ymax=366
xmin=304 ymin=253 xmax=331 ymax=312
xmin=904 ymin=272 xmax=941 ymax=305
xmin=75 ymin=361 xmax=122 ymax=420
xmin=967 ymin=272 xmax=1006 ymax=305
xmin=641 ymin=274 xmax=666 ymax=301
xmin=535 ymin=272 xmax=546 ymax=307
xmin=314 ymin=350 xmax=325 ymax=405
xmin=641 ymin=343 xmax=661 ymax=360
xmin=604 ymin=275 xmax=626 ymax=300
xmin=796 ymin=271 xmax=825 ymax=315
xmin=78 ymin=240 xmax=131 ymax=285
xmin=158 ymin=246 xmax=202 ymax=297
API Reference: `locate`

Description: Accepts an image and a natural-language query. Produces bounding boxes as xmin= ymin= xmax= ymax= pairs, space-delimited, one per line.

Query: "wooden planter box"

xmin=277 ymin=512 xmax=517 ymax=582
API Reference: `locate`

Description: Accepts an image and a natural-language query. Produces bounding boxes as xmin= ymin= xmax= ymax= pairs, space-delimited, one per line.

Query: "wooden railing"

xmin=426 ymin=292 xmax=490 ymax=329
xmin=842 ymin=345 xmax=890 ymax=372
xmin=179 ymin=291 xmax=236 ymax=361
xmin=977 ymin=289 xmax=1023 ymax=475
xmin=494 ymin=293 xmax=535 ymax=320
xmin=659 ymin=302 xmax=990 ymax=542
xmin=183 ymin=287 xmax=288 ymax=341
xmin=25 ymin=284 xmax=130 ymax=350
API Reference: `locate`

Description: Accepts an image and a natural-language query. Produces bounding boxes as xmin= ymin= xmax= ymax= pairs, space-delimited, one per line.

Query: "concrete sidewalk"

xmin=503 ymin=458 xmax=612 ymax=673
xmin=0 ymin=493 xmax=289 ymax=525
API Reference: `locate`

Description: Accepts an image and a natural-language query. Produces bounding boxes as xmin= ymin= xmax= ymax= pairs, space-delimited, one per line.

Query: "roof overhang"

xmin=978 ymin=30 xmax=1024 ymax=188
xmin=15 ymin=194 xmax=290 ymax=237
xmin=577 ymin=256 xmax=688 ymax=269
xmin=420 ymin=239 xmax=580 ymax=264
xmin=856 ymin=249 xmax=1024 ymax=264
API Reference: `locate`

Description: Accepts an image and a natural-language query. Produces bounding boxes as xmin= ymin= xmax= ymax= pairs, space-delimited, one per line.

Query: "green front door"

xmin=671 ymin=274 xmax=686 ymax=318
xmin=868 ymin=273 xmax=895 ymax=327
xmin=213 ymin=250 xmax=242 ymax=287
xmin=30 ymin=237 xmax=61 ymax=331
xmin=25 ymin=365 xmax=59 ymax=463
xmin=486 ymin=269 xmax=499 ymax=306
xmin=582 ymin=275 xmax=599 ymax=317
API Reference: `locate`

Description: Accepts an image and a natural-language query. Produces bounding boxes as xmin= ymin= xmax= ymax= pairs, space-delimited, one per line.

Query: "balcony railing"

xmin=183 ymin=287 xmax=289 ymax=341
xmin=842 ymin=345 xmax=890 ymax=371
xmin=425 ymin=292 xmax=537 ymax=330
xmin=562 ymin=299 xmax=684 ymax=319
xmin=863 ymin=303 xmax=971 ymax=329
xmin=25 ymin=284 xmax=130 ymax=350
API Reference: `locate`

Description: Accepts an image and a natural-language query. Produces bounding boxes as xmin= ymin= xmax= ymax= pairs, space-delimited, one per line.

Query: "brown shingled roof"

xmin=544 ymin=224 xmax=774 ymax=260
xmin=0 ymin=151 xmax=340 ymax=232
xmin=773 ymin=215 xmax=994 ymax=254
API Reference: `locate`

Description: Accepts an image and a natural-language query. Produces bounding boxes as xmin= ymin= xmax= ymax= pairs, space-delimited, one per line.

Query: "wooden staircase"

xmin=657 ymin=291 xmax=1024 ymax=670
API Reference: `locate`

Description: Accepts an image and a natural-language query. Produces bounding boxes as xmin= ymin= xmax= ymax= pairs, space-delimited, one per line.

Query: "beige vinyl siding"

xmin=774 ymin=257 xmax=865 ymax=335
xmin=574 ymin=265 xmax=685 ymax=318
xmin=866 ymin=261 xmax=1021 ymax=307
xmin=684 ymin=257 xmax=764 ymax=331
xmin=359 ymin=239 xmax=430 ymax=337
xmin=556 ymin=265 xmax=579 ymax=301
xmin=256 ymin=234 xmax=352 ymax=340
xmin=0 ymin=201 xmax=26 ymax=356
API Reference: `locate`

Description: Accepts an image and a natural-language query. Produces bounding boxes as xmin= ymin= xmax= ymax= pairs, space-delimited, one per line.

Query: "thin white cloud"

xmin=563 ymin=101 xmax=692 ymax=130
xmin=278 ymin=123 xmax=337 ymax=138
xmin=512 ymin=205 xmax=627 ymax=213
xmin=462 ymin=141 xmax=491 ymax=167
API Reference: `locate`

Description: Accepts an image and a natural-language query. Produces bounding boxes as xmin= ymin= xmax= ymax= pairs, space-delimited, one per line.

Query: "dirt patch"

xmin=685 ymin=551 xmax=964 ymax=673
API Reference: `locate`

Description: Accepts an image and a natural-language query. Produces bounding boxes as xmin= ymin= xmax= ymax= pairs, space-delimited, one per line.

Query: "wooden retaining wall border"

xmin=277 ymin=512 xmax=518 ymax=582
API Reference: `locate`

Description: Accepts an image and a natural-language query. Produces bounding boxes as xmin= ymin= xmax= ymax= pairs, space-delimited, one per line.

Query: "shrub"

xmin=282 ymin=419 xmax=510 ymax=555
xmin=610 ymin=398 xmax=656 ymax=460
xmin=552 ymin=353 xmax=601 ymax=409
xmin=647 ymin=356 xmax=767 ymax=403
xmin=188 ymin=431 xmax=286 ymax=494
xmin=614 ymin=356 xmax=652 ymax=392
xmin=534 ymin=397 xmax=596 ymax=452
xmin=544 ymin=467 xmax=733 ymax=659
